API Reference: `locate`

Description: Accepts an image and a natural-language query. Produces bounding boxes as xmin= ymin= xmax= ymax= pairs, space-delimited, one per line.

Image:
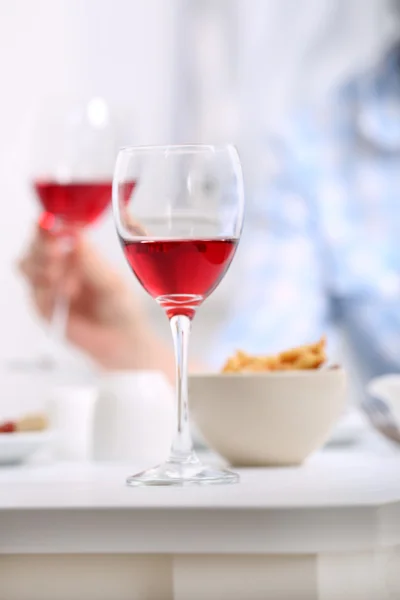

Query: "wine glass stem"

xmin=46 ymin=231 xmax=73 ymax=367
xmin=169 ymin=314 xmax=197 ymax=463
xmin=51 ymin=290 xmax=69 ymax=347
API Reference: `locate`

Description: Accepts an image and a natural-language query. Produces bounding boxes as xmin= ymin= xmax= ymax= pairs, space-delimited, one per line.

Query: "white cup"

xmin=92 ymin=370 xmax=174 ymax=465
xmin=47 ymin=384 xmax=98 ymax=461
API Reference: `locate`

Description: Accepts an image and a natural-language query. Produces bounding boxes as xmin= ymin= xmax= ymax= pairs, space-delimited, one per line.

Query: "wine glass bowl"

xmin=34 ymin=180 xmax=113 ymax=231
xmin=31 ymin=96 xmax=119 ymax=232
xmin=113 ymin=144 xmax=244 ymax=486
xmin=122 ymin=237 xmax=238 ymax=319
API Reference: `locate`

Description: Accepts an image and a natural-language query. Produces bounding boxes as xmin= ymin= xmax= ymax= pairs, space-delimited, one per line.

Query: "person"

xmin=19 ymin=44 xmax=400 ymax=385
xmin=19 ymin=226 xmax=176 ymax=380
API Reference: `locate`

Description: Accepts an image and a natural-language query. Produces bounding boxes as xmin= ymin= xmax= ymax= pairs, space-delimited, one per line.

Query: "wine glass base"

xmin=126 ymin=460 xmax=239 ymax=487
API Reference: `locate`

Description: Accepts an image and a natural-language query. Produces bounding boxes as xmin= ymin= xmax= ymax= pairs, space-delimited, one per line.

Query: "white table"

xmin=0 ymin=433 xmax=399 ymax=600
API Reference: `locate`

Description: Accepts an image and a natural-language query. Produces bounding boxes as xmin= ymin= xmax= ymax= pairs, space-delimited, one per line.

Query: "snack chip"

xmin=221 ymin=336 xmax=326 ymax=373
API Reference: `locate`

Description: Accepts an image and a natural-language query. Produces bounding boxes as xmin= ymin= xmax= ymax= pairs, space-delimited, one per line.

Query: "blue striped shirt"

xmin=217 ymin=47 xmax=400 ymax=383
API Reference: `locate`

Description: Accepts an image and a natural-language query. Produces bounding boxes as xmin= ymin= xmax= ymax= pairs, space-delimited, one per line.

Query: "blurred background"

xmin=0 ymin=0 xmax=397 ymax=377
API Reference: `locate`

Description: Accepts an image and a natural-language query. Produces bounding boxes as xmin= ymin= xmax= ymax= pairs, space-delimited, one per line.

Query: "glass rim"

xmin=117 ymin=143 xmax=238 ymax=155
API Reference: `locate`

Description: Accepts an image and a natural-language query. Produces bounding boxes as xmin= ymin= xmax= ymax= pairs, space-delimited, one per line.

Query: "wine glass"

xmin=28 ymin=96 xmax=126 ymax=369
xmin=113 ymin=144 xmax=245 ymax=486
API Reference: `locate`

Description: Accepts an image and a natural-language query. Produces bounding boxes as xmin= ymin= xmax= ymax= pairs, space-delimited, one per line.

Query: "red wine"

xmin=34 ymin=180 xmax=136 ymax=230
xmin=122 ymin=238 xmax=238 ymax=318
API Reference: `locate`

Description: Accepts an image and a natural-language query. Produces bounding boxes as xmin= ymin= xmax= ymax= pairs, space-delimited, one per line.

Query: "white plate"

xmin=325 ymin=408 xmax=369 ymax=446
xmin=0 ymin=431 xmax=54 ymax=465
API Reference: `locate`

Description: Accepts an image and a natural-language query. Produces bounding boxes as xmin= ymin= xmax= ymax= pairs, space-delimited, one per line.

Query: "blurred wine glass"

xmin=14 ymin=96 xmax=124 ymax=372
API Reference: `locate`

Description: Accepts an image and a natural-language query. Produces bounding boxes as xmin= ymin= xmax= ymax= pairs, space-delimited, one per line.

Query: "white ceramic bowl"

xmin=189 ymin=369 xmax=346 ymax=466
xmin=0 ymin=431 xmax=53 ymax=465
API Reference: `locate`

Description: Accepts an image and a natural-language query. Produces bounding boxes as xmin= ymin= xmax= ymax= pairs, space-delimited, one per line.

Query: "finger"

xmin=19 ymin=246 xmax=79 ymax=303
xmin=17 ymin=255 xmax=29 ymax=276
xmin=30 ymin=231 xmax=66 ymax=265
xmin=60 ymin=269 xmax=81 ymax=299
xmin=23 ymin=261 xmax=65 ymax=288
xmin=19 ymin=224 xmax=78 ymax=278
xmin=18 ymin=235 xmax=65 ymax=282
xmin=32 ymin=287 xmax=54 ymax=320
